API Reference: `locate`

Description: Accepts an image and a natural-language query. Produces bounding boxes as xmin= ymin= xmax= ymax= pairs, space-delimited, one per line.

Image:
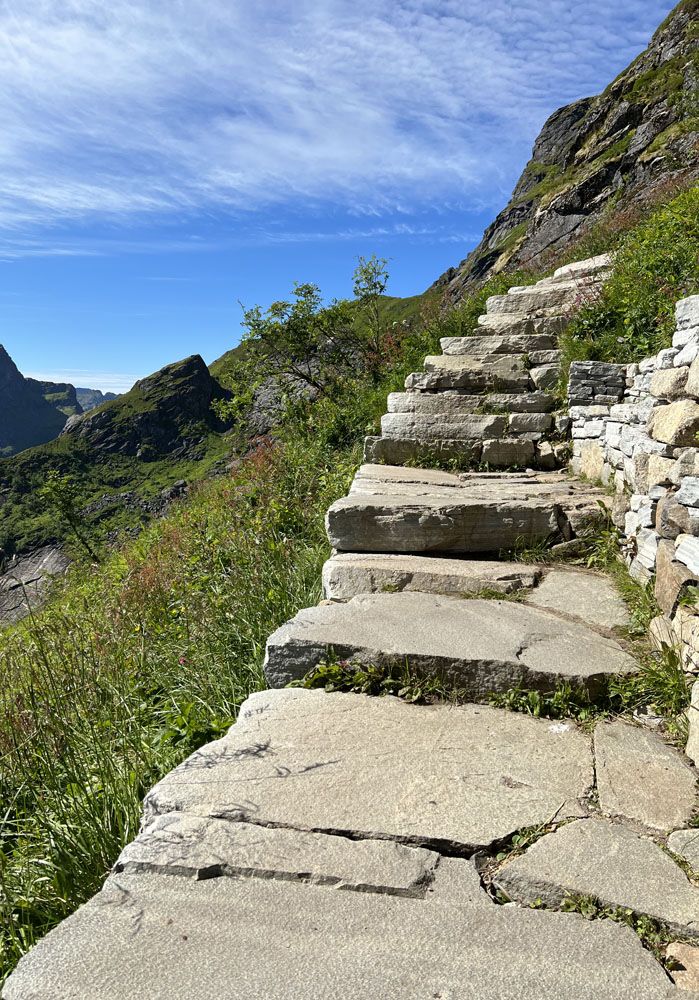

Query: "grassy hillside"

xmin=1 ymin=183 xmax=697 ymax=984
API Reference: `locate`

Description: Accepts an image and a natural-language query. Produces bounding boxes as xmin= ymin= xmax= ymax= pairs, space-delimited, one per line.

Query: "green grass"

xmin=558 ymin=185 xmax=699 ymax=387
xmin=0 ymin=291 xmax=461 ymax=983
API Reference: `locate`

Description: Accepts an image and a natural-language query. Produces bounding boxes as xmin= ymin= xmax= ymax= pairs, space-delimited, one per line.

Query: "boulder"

xmin=650 ymin=366 xmax=689 ymax=400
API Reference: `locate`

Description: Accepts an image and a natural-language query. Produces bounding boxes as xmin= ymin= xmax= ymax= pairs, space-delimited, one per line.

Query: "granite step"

xmin=322 ymin=553 xmax=542 ymax=600
xmin=387 ymin=391 xmax=557 ymax=414
xmin=262 ymin=591 xmax=637 ymax=693
xmin=363 ymin=435 xmax=550 ymax=469
xmin=326 ymin=464 xmax=609 ymax=554
xmin=440 ymin=334 xmax=557 ymax=356
xmin=476 ymin=313 xmax=570 ymax=337
xmin=406 ymin=355 xmax=531 ymax=393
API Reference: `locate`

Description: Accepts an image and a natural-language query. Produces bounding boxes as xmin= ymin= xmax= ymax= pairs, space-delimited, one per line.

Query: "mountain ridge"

xmin=433 ymin=0 xmax=699 ymax=301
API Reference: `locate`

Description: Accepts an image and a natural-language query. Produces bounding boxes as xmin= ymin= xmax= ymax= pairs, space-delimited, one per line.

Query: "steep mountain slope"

xmin=0 ymin=355 xmax=233 ymax=554
xmin=0 ymin=347 xmax=72 ymax=456
xmin=435 ymin=0 xmax=699 ymax=301
xmin=30 ymin=380 xmax=82 ymax=418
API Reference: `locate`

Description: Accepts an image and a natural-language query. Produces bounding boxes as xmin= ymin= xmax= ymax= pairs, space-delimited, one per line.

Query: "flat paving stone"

xmin=4 ymin=871 xmax=683 ymax=1000
xmin=495 ymin=818 xmax=699 ymax=938
xmin=262 ymin=592 xmax=637 ymax=694
xmin=144 ymin=688 xmax=593 ymax=853
xmin=526 ymin=569 xmax=629 ymax=630
xmin=115 ymin=814 xmax=438 ymax=897
xmin=594 ymin=720 xmax=697 ymax=833
xmin=668 ymin=829 xmax=699 ymax=871
xmin=322 ymin=553 xmax=541 ymax=600
xmin=327 ymin=464 xmax=608 ymax=555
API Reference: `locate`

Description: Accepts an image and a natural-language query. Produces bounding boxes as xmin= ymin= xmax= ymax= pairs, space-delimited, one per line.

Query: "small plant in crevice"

xmin=610 ymin=645 xmax=692 ymax=740
xmin=290 ymin=657 xmax=457 ymax=704
xmin=560 ymin=893 xmax=686 ymax=965
xmin=489 ymin=682 xmax=607 ymax=725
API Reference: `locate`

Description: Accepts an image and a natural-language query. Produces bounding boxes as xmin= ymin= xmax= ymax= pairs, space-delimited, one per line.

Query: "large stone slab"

xmin=327 ymin=465 xmax=609 ymax=554
xmin=5 ymin=869 xmax=682 ymax=1000
xmin=380 ymin=412 xmax=507 ymax=440
xmin=363 ymin=435 xmax=482 ymax=467
xmin=263 ymin=592 xmax=637 ymax=694
xmin=495 ymin=818 xmax=699 ymax=938
xmin=594 ymin=720 xmax=697 ymax=832
xmin=322 ymin=553 xmax=541 ymax=600
xmin=387 ymin=391 xmax=483 ymax=414
xmin=477 ymin=313 xmax=569 ymax=336
xmin=440 ymin=334 xmax=556 ymax=356
xmin=145 ymin=688 xmax=593 ymax=852
xmin=526 ymin=569 xmax=628 ymax=630
xmin=115 ymin=814 xmax=438 ymax=897
xmin=406 ymin=355 xmax=530 ymax=392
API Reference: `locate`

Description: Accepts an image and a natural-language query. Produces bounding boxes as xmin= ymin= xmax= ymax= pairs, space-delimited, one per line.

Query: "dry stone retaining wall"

xmin=569 ymin=295 xmax=699 ymax=760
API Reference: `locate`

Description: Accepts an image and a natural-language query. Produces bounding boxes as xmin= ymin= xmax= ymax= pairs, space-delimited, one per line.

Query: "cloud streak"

xmin=0 ymin=1 xmax=674 ymax=234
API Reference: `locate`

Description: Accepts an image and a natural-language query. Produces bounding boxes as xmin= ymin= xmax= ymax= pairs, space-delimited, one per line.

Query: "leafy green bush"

xmin=560 ymin=186 xmax=699 ymax=377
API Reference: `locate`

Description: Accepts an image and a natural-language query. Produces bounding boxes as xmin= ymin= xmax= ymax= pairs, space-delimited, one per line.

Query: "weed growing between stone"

xmin=292 ymin=658 xmax=457 ymax=704
xmin=559 ymin=894 xmax=688 ymax=967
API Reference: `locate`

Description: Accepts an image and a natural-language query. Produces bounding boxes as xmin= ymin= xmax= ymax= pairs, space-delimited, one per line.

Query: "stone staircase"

xmin=5 ymin=256 xmax=699 ymax=1000
xmin=365 ymin=253 xmax=611 ymax=469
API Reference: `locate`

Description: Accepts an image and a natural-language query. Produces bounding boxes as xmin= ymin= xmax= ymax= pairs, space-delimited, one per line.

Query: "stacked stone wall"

xmin=569 ymin=296 xmax=699 ymax=688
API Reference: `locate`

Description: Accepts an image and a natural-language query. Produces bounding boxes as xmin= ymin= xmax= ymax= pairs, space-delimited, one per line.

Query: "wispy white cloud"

xmin=0 ymin=0 xmax=673 ymax=235
xmin=25 ymin=369 xmax=139 ymax=393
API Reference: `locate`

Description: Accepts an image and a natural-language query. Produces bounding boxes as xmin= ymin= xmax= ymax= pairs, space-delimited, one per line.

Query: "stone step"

xmin=440 ymin=334 xmax=556 ymax=356
xmin=380 ymin=412 xmax=508 ymax=440
xmin=388 ymin=391 xmax=557 ymax=414
xmin=322 ymin=553 xmax=542 ymax=600
xmin=550 ymin=253 xmax=612 ymax=284
xmin=406 ymin=355 xmax=530 ymax=393
xmin=6 ymin=687 xmax=681 ymax=1000
xmin=7 ymin=864 xmax=679 ymax=1000
xmin=363 ymin=435 xmax=552 ymax=469
xmin=380 ymin=412 xmax=554 ymax=439
xmin=263 ymin=592 xmax=637 ymax=694
xmin=486 ymin=278 xmax=604 ymax=318
xmin=327 ymin=464 xmax=609 ymax=554
xmin=495 ymin=817 xmax=699 ymax=939
xmin=476 ymin=313 xmax=570 ymax=337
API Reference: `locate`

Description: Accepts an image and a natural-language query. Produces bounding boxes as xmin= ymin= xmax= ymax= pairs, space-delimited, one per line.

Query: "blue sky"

xmin=0 ymin=0 xmax=675 ymax=392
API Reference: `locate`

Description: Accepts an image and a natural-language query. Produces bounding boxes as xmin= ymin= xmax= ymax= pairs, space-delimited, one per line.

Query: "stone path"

xmin=5 ymin=255 xmax=699 ymax=999
xmin=365 ymin=254 xmax=610 ymax=469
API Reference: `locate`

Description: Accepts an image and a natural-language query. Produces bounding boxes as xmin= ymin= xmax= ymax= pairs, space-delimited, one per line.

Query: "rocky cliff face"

xmin=0 ymin=346 xmax=72 ymax=456
xmin=435 ymin=0 xmax=699 ymax=301
xmin=61 ymin=354 xmax=231 ymax=459
xmin=75 ymin=388 xmax=119 ymax=411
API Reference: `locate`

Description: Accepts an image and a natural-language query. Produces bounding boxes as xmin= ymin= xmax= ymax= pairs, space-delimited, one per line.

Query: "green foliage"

xmin=0 ymin=435 xmax=356 ymax=981
xmin=560 ymin=186 xmax=699 ymax=376
xmin=37 ymin=471 xmax=100 ymax=561
xmin=489 ymin=683 xmax=603 ymax=724
xmin=352 ymin=254 xmax=390 ymax=351
xmin=292 ymin=658 xmax=451 ymax=704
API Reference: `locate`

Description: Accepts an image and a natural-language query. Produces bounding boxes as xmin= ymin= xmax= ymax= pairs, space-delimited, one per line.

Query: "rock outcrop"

xmin=434 ymin=0 xmax=699 ymax=301
xmin=75 ymin=388 xmax=119 ymax=412
xmin=60 ymin=355 xmax=231 ymax=460
xmin=0 ymin=346 xmax=73 ymax=456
